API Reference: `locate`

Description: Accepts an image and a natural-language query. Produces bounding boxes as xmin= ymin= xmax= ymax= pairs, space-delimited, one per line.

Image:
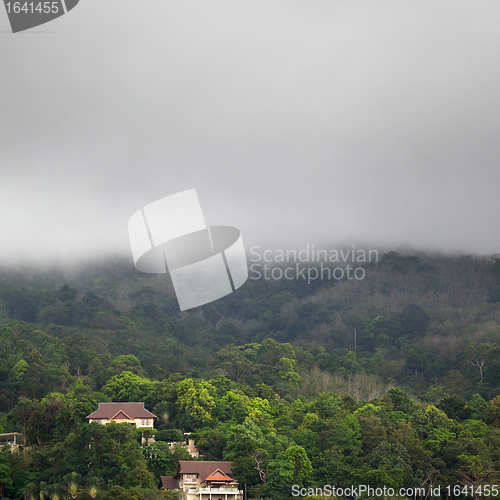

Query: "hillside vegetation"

xmin=0 ymin=251 xmax=500 ymax=499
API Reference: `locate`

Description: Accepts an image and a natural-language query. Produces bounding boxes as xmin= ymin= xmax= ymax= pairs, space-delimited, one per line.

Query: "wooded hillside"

xmin=1 ymin=251 xmax=500 ymax=499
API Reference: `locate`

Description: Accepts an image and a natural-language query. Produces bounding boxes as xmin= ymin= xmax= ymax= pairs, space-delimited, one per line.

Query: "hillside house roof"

xmin=159 ymin=476 xmax=179 ymax=490
xmin=0 ymin=433 xmax=24 ymax=446
xmin=205 ymin=468 xmax=234 ymax=482
xmin=111 ymin=410 xmax=133 ymax=420
xmin=86 ymin=402 xmax=157 ymax=420
xmin=178 ymin=461 xmax=235 ymax=481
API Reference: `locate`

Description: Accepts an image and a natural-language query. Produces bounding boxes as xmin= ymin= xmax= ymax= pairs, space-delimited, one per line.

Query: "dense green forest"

xmin=1 ymin=251 xmax=500 ymax=499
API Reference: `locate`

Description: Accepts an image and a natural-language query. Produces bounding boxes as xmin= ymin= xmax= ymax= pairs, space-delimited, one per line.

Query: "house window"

xmin=140 ymin=419 xmax=150 ymax=426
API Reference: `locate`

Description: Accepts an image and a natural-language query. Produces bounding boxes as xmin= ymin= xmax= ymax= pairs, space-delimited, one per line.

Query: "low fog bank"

xmin=0 ymin=243 xmax=497 ymax=277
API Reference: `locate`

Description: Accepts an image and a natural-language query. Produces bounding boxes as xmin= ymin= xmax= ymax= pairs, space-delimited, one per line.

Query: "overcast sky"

xmin=1 ymin=0 xmax=500 ymax=264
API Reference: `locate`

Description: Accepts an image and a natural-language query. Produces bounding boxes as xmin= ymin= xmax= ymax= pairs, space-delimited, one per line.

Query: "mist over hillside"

xmin=3 ymin=0 xmax=500 ymax=497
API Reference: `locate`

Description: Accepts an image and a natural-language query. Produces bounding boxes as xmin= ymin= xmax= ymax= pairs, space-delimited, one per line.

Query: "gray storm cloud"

xmin=1 ymin=0 xmax=500 ymax=264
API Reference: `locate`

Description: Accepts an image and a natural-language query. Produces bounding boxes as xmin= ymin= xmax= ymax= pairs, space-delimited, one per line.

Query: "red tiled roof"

xmin=178 ymin=461 xmax=236 ymax=481
xmin=205 ymin=468 xmax=234 ymax=482
xmin=160 ymin=476 xmax=179 ymax=490
xmin=86 ymin=403 xmax=157 ymax=420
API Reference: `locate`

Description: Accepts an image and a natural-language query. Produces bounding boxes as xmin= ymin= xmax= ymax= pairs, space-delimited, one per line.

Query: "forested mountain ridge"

xmin=2 ymin=251 xmax=500 ymax=403
xmin=1 ymin=251 xmax=500 ymax=499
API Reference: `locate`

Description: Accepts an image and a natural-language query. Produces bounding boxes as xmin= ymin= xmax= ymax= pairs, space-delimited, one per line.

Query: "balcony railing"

xmin=195 ymin=488 xmax=243 ymax=494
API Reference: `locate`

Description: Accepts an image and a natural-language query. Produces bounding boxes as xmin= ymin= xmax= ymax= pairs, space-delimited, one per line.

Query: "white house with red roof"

xmin=160 ymin=460 xmax=243 ymax=500
xmin=85 ymin=402 xmax=157 ymax=428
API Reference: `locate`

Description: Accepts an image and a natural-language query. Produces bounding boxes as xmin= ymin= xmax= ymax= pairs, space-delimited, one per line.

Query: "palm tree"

xmin=23 ymin=483 xmax=37 ymax=500
xmin=85 ymin=477 xmax=102 ymax=499
xmin=62 ymin=473 xmax=81 ymax=499
xmin=39 ymin=482 xmax=47 ymax=500
xmin=44 ymin=484 xmax=62 ymax=500
xmin=153 ymin=401 xmax=172 ymax=424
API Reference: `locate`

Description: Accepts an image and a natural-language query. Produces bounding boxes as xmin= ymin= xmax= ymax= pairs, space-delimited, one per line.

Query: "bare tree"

xmin=467 ymin=343 xmax=496 ymax=380
xmin=253 ymin=451 xmax=268 ymax=483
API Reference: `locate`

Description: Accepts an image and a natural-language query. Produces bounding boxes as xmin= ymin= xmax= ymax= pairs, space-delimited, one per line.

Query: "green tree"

xmin=266 ymin=455 xmax=294 ymax=497
xmin=458 ymin=454 xmax=499 ymax=496
xmin=388 ymin=421 xmax=432 ymax=482
xmin=312 ymin=448 xmax=348 ymax=486
xmin=12 ymin=359 xmax=29 ymax=379
xmin=24 ymin=483 xmax=37 ymax=500
xmin=483 ymin=395 xmax=500 ymax=427
xmin=143 ymin=441 xmax=176 ymax=479
xmin=177 ymin=379 xmax=216 ymax=426
xmin=438 ymin=395 xmax=471 ymax=421
xmin=359 ymin=415 xmax=387 ymax=453
xmin=284 ymin=444 xmax=312 ymax=481
xmin=325 ymin=414 xmax=361 ymax=454
xmin=10 ymin=397 xmax=36 ymax=445
xmin=79 ymin=422 xmax=155 ymax=488
xmin=0 ymin=461 xmax=13 ymax=500
xmin=367 ymin=442 xmax=412 ymax=486
xmin=273 ymin=357 xmax=300 ymax=385
xmin=225 ymin=419 xmax=269 ymax=490
xmin=155 ymin=429 xmax=184 ymax=443
xmin=102 ymin=371 xmax=155 ymax=402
